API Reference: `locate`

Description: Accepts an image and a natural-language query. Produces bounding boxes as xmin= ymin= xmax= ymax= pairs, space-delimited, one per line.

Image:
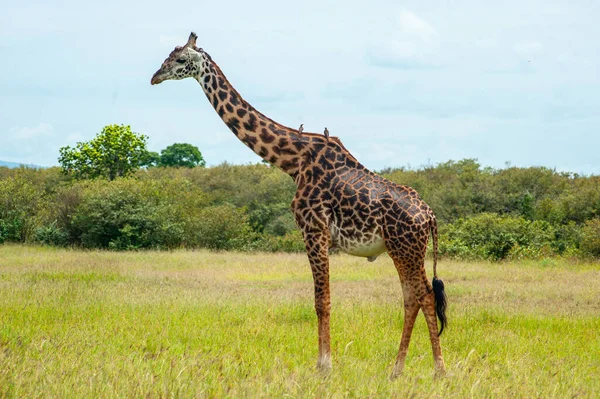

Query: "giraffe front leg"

xmin=303 ymin=231 xmax=332 ymax=371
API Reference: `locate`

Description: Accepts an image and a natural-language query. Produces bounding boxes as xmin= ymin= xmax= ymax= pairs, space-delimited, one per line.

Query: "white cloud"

xmin=9 ymin=123 xmax=54 ymax=140
xmin=367 ymin=9 xmax=441 ymax=68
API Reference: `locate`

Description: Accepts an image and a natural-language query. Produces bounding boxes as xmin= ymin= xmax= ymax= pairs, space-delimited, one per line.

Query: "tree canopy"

xmin=58 ymin=124 xmax=152 ymax=180
xmin=158 ymin=143 xmax=205 ymax=168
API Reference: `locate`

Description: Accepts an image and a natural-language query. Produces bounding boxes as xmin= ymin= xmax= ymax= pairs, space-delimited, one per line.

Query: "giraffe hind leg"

xmin=421 ymin=286 xmax=447 ymax=376
xmin=389 ymin=252 xmax=446 ymax=378
xmin=390 ymin=260 xmax=420 ymax=379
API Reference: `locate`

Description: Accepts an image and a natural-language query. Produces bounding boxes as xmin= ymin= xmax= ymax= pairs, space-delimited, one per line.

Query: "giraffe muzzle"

xmin=151 ymin=70 xmax=165 ymax=85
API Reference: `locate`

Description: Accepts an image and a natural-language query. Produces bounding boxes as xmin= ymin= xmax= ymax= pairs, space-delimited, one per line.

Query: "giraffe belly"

xmin=330 ymin=226 xmax=387 ymax=258
xmin=344 ymin=237 xmax=387 ymax=258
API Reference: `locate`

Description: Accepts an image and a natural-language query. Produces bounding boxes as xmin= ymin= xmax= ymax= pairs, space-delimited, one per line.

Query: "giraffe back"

xmin=292 ymin=140 xmax=435 ymax=260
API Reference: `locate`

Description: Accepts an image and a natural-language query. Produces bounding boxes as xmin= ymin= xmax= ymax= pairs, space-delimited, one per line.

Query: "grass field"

xmin=0 ymin=245 xmax=599 ymax=398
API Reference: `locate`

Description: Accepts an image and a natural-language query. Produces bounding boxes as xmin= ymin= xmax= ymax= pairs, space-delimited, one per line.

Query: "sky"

xmin=1 ymin=0 xmax=599 ymax=174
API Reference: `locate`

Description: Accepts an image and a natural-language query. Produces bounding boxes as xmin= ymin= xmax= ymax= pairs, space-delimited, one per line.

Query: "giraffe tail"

xmin=430 ymin=215 xmax=447 ymax=336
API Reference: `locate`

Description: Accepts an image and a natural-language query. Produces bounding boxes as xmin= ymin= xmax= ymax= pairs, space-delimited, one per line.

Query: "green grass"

xmin=0 ymin=245 xmax=598 ymax=398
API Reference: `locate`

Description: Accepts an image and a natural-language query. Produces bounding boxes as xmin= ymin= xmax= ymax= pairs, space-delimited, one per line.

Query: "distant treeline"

xmin=1 ymin=159 xmax=599 ymax=260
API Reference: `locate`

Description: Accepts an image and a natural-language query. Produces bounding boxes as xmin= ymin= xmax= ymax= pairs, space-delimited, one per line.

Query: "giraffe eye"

xmin=175 ymin=59 xmax=186 ymax=64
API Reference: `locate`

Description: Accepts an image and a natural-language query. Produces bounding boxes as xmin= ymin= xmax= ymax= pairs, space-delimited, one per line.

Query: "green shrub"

xmin=195 ymin=205 xmax=256 ymax=250
xmin=264 ymin=213 xmax=298 ymax=237
xmin=137 ymin=163 xmax=296 ymax=235
xmin=70 ymin=179 xmax=186 ymax=249
xmin=254 ymin=230 xmax=305 ymax=253
xmin=136 ymin=176 xmax=209 ymax=246
xmin=439 ymin=213 xmax=556 ymax=261
xmin=42 ymin=183 xmax=85 ymax=243
xmin=34 ymin=222 xmax=69 ymax=246
xmin=580 ymin=218 xmax=600 ymax=258
xmin=506 ymin=244 xmax=554 ymax=261
xmin=1 ymin=160 xmax=599 ymax=257
xmin=0 ymin=175 xmax=44 ymax=242
xmin=552 ymin=222 xmax=582 ymax=255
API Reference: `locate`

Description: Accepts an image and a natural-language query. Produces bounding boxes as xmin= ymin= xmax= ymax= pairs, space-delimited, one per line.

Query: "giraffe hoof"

xmin=434 ymin=367 xmax=448 ymax=379
xmin=317 ymin=355 xmax=332 ymax=373
xmin=389 ymin=365 xmax=403 ymax=380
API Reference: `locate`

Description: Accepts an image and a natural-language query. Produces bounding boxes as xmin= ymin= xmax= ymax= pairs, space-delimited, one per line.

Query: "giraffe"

xmin=151 ymin=32 xmax=448 ymax=378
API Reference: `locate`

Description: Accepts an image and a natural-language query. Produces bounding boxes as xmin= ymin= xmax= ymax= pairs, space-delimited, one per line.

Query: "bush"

xmin=195 ymin=205 xmax=256 ymax=250
xmin=580 ymin=218 xmax=600 ymax=258
xmin=254 ymin=230 xmax=305 ymax=253
xmin=0 ymin=175 xmax=44 ymax=242
xmin=1 ymin=160 xmax=599 ymax=257
xmin=42 ymin=184 xmax=86 ymax=243
xmin=70 ymin=179 xmax=187 ymax=249
xmin=34 ymin=222 xmax=69 ymax=246
xmin=137 ymin=163 xmax=296 ymax=234
xmin=439 ymin=213 xmax=556 ymax=261
xmin=552 ymin=222 xmax=582 ymax=255
xmin=264 ymin=213 xmax=298 ymax=237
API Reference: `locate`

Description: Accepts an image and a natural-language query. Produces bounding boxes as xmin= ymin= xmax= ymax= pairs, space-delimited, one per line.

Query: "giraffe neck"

xmin=194 ymin=51 xmax=306 ymax=176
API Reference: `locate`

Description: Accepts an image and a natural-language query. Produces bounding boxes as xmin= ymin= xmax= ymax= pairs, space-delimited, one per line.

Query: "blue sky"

xmin=1 ymin=0 xmax=598 ymax=174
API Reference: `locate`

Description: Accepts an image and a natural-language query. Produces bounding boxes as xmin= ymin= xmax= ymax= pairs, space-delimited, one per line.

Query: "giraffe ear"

xmin=186 ymin=32 xmax=198 ymax=48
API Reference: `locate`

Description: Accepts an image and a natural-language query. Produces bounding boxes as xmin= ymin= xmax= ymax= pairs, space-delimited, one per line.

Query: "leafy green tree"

xmin=142 ymin=151 xmax=161 ymax=168
xmin=58 ymin=124 xmax=152 ymax=180
xmin=159 ymin=143 xmax=205 ymax=168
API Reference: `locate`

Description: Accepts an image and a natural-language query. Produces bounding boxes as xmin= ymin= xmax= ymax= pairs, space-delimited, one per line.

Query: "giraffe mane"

xmin=168 ymin=46 xmax=183 ymax=57
xmin=207 ymin=53 xmax=340 ymax=145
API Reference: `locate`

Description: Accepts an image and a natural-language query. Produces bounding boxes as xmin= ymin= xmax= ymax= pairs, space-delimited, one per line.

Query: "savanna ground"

xmin=0 ymin=245 xmax=599 ymax=398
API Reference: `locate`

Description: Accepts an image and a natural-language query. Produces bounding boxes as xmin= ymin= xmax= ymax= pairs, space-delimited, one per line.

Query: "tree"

xmin=142 ymin=151 xmax=161 ymax=168
xmin=158 ymin=143 xmax=205 ymax=168
xmin=58 ymin=125 xmax=152 ymax=180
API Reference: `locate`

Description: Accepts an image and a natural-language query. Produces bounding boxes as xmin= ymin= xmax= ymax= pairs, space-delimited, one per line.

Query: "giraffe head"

xmin=151 ymin=32 xmax=205 ymax=85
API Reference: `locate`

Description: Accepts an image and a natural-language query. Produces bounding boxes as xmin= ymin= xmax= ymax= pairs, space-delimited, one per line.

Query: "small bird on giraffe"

xmin=298 ymin=124 xmax=304 ymax=136
xmin=323 ymin=127 xmax=329 ymax=142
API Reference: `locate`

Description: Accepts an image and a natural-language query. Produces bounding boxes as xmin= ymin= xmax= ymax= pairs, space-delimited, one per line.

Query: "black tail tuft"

xmin=432 ymin=277 xmax=447 ymax=336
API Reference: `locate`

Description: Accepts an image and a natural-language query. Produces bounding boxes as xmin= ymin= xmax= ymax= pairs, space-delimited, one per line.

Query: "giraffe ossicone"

xmin=151 ymin=32 xmax=448 ymax=378
xmin=186 ymin=32 xmax=198 ymax=47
